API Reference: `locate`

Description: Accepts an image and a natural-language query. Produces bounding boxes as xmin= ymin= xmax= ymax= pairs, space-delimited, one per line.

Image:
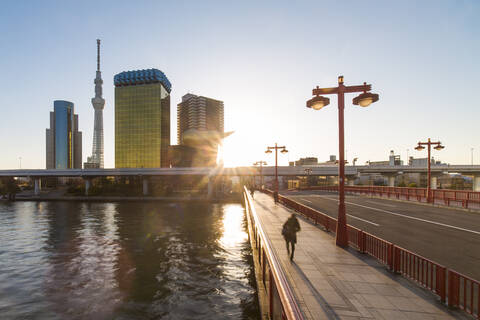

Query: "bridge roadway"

xmin=282 ymin=189 xmax=480 ymax=282
xmin=251 ymin=192 xmax=465 ymax=319
xmin=1 ymin=164 xmax=480 ymax=177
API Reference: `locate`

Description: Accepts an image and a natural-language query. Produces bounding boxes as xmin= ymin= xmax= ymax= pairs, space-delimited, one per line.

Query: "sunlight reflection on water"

xmin=0 ymin=201 xmax=259 ymax=319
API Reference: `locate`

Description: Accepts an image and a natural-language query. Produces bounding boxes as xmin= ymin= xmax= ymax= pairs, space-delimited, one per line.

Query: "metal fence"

xmin=302 ymin=185 xmax=480 ymax=209
xmin=449 ymin=270 xmax=480 ymax=318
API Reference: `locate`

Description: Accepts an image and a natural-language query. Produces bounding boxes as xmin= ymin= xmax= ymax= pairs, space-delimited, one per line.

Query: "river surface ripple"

xmin=0 ymin=201 xmax=260 ymax=319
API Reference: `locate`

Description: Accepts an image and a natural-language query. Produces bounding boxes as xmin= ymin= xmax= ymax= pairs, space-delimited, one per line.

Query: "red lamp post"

xmin=265 ymin=143 xmax=288 ymax=202
xmin=414 ymin=138 xmax=445 ymax=203
xmin=306 ymin=76 xmax=379 ymax=248
xmin=253 ymin=160 xmax=267 ymax=189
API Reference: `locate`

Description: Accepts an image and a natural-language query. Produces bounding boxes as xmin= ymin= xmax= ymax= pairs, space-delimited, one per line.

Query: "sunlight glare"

xmin=219 ymin=205 xmax=247 ymax=248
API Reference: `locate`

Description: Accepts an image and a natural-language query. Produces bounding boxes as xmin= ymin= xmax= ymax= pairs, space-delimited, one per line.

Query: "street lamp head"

xmin=434 ymin=145 xmax=445 ymax=151
xmin=281 ymin=149 xmax=288 ymax=154
xmin=415 ymin=145 xmax=425 ymax=151
xmin=352 ymin=92 xmax=379 ymax=107
xmin=307 ymin=95 xmax=330 ymax=110
xmin=265 ymin=149 xmax=272 ymax=154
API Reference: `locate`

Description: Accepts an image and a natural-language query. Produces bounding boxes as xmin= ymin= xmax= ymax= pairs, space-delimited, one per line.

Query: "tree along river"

xmin=0 ymin=201 xmax=260 ymax=319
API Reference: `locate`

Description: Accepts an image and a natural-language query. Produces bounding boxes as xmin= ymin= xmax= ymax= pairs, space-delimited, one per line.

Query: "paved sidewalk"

xmin=252 ymin=192 xmax=465 ymax=320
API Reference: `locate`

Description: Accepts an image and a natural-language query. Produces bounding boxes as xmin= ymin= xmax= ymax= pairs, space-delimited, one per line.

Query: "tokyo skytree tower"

xmin=87 ymin=39 xmax=105 ymax=168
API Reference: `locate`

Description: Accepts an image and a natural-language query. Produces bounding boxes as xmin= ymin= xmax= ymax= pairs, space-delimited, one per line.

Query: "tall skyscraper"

xmin=172 ymin=94 xmax=228 ymax=167
xmin=177 ymin=94 xmax=224 ymax=145
xmin=85 ymin=39 xmax=105 ymax=169
xmin=46 ymin=100 xmax=82 ymax=169
xmin=114 ymin=69 xmax=171 ymax=168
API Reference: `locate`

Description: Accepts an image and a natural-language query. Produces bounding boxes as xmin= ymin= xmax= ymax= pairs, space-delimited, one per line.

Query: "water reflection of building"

xmin=114 ymin=69 xmax=171 ymax=168
xmin=44 ymin=202 xmax=123 ymax=317
xmin=169 ymin=94 xmax=231 ymax=167
xmin=46 ymin=100 xmax=82 ymax=169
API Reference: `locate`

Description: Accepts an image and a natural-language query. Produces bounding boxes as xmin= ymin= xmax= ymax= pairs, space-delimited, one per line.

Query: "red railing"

xmin=364 ymin=233 xmax=393 ymax=268
xmin=244 ymin=187 xmax=304 ymax=320
xmin=449 ymin=270 xmax=480 ymax=319
xmin=302 ymin=185 xmax=480 ymax=209
xmin=394 ymin=247 xmax=446 ymax=303
xmin=347 ymin=226 xmax=362 ymax=251
xmin=260 ymin=189 xmax=479 ymax=318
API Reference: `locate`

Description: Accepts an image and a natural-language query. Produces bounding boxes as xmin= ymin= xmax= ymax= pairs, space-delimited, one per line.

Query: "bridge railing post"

xmin=436 ymin=266 xmax=446 ymax=303
xmin=448 ymin=270 xmax=459 ymax=308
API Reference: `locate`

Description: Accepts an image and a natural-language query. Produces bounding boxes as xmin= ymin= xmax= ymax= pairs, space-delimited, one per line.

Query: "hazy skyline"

xmin=1 ymin=1 xmax=479 ymax=169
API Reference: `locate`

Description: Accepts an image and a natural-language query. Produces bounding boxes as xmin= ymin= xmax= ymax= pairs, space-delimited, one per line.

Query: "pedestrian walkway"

xmin=252 ymin=192 xmax=465 ymax=320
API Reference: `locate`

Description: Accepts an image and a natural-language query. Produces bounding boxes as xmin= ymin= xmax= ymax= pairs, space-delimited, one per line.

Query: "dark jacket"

xmin=282 ymin=216 xmax=301 ymax=243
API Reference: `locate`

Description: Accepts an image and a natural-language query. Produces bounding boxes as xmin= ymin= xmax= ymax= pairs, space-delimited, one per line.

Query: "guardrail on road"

xmin=301 ymin=185 xmax=480 ymax=209
xmin=449 ymin=270 xmax=480 ymax=318
xmin=263 ymin=189 xmax=479 ymax=319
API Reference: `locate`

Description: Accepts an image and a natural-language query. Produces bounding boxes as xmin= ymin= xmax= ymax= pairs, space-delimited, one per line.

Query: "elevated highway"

xmin=2 ymin=164 xmax=480 ymax=177
xmin=1 ymin=164 xmax=479 ymax=195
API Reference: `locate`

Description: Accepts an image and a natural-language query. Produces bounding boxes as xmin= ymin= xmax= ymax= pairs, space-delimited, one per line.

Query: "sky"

xmin=0 ymin=0 xmax=479 ymax=169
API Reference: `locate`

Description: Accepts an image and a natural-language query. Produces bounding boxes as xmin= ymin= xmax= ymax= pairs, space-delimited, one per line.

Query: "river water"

xmin=0 ymin=201 xmax=260 ymax=319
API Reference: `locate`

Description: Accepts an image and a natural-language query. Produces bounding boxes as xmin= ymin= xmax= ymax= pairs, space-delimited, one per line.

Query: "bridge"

xmin=1 ymin=164 xmax=480 ymax=196
xmin=1 ymin=164 xmax=480 ymax=178
xmin=245 ymin=187 xmax=477 ymax=319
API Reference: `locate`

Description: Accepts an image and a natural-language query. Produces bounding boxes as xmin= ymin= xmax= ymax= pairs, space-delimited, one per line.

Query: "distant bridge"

xmin=2 ymin=164 xmax=480 ymax=178
xmin=1 ymin=164 xmax=479 ymax=195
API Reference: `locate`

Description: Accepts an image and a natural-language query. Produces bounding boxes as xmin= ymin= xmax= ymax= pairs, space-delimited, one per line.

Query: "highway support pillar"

xmin=431 ymin=175 xmax=438 ymax=190
xmin=207 ymin=176 xmax=214 ymax=199
xmin=388 ymin=176 xmax=395 ymax=187
xmin=384 ymin=174 xmax=397 ymax=187
xmin=85 ymin=178 xmax=91 ymax=196
xmin=473 ymin=175 xmax=480 ymax=192
xmin=142 ymin=177 xmax=149 ymax=196
xmin=34 ymin=178 xmax=41 ymax=196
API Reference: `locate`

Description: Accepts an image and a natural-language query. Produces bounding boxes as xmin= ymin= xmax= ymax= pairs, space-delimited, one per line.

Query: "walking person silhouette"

xmin=282 ymin=213 xmax=301 ymax=261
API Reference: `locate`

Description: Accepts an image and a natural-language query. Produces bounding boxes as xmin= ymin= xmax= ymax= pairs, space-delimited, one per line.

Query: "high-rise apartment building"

xmin=177 ymin=94 xmax=224 ymax=145
xmin=46 ymin=100 xmax=82 ymax=169
xmin=172 ymin=94 xmax=227 ymax=167
xmin=84 ymin=39 xmax=105 ymax=169
xmin=114 ymin=69 xmax=171 ymax=168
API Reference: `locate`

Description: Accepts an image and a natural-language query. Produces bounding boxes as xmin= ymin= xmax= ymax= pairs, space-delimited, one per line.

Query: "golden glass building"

xmin=114 ymin=69 xmax=171 ymax=168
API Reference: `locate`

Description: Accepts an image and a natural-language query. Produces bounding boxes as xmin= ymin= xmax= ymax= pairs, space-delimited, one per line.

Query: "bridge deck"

xmin=252 ymin=192 xmax=463 ymax=319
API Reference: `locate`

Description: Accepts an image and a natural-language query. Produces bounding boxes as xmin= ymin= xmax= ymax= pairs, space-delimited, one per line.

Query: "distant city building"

xmin=408 ymin=157 xmax=445 ymax=166
xmin=317 ymin=155 xmax=338 ymax=165
xmin=114 ymin=69 xmax=171 ymax=168
xmin=291 ymin=157 xmax=318 ymax=166
xmin=368 ymin=150 xmax=403 ymax=166
xmin=171 ymin=94 xmax=230 ymax=167
xmin=84 ymin=39 xmax=105 ymax=169
xmin=177 ymin=94 xmax=224 ymax=144
xmin=46 ymin=100 xmax=82 ymax=169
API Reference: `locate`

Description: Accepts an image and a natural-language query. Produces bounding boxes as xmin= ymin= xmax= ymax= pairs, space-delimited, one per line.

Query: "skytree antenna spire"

xmin=97 ymin=39 xmax=100 ymax=71
xmin=86 ymin=38 xmax=105 ymax=168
